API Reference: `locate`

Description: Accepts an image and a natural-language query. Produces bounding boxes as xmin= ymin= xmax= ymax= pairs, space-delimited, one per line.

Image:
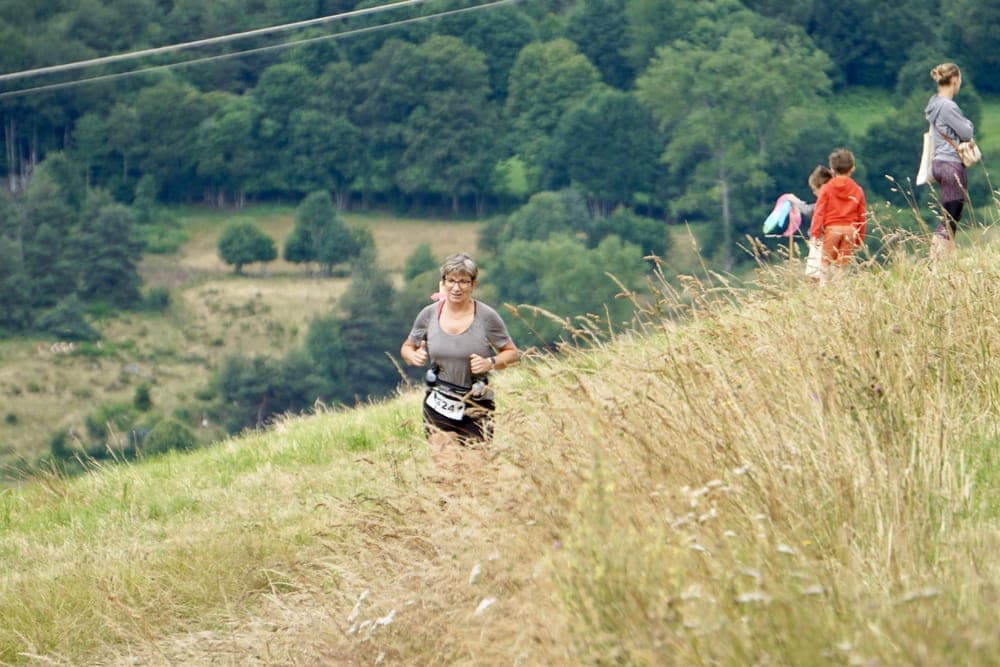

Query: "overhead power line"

xmin=0 ymin=0 xmax=520 ymax=100
xmin=0 ymin=0 xmax=435 ymax=84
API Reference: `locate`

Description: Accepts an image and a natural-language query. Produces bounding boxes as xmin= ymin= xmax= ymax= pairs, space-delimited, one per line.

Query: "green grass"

xmin=828 ymin=85 xmax=894 ymax=138
xmin=0 ymin=401 xmax=421 ymax=662
xmin=976 ymin=93 xmax=1000 ymax=154
xmin=1 ymin=212 xmax=998 ymax=664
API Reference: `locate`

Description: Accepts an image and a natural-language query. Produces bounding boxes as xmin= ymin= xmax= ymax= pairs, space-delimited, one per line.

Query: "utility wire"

xmin=0 ymin=0 xmax=436 ymax=84
xmin=0 ymin=0 xmax=520 ymax=100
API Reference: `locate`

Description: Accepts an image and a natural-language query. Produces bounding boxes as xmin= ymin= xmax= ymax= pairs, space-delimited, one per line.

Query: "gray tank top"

xmin=407 ymin=300 xmax=512 ymax=394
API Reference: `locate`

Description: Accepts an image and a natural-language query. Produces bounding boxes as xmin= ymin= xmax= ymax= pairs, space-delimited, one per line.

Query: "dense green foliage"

xmin=141 ymin=417 xmax=196 ymax=455
xmin=2 ymin=1 xmax=990 ymax=246
xmin=217 ymin=219 xmax=278 ymax=274
xmin=0 ymin=160 xmax=144 ymax=335
xmin=33 ymin=295 xmax=101 ymax=342
xmin=284 ymin=190 xmax=360 ymax=274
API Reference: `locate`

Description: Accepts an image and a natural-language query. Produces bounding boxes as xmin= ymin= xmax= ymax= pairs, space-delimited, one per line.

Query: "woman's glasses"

xmin=444 ymin=278 xmax=473 ymax=288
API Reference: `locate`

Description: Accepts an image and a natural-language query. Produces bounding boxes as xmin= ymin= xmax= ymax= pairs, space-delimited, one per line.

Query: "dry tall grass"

xmin=1 ymin=214 xmax=998 ymax=665
xmin=501 ymin=231 xmax=1000 ymax=665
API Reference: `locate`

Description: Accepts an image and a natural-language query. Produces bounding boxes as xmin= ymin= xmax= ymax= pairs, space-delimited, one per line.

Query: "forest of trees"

xmin=2 ymin=1 xmax=994 ymax=268
xmin=2 ymin=1 xmax=994 ymax=211
xmin=1 ymin=0 xmax=996 ymax=443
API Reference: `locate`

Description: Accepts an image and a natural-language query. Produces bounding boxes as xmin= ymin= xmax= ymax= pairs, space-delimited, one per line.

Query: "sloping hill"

xmin=2 ymin=228 xmax=998 ymax=665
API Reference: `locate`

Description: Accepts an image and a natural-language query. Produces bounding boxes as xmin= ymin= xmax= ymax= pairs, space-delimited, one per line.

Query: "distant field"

xmin=976 ymin=93 xmax=1000 ymax=154
xmin=0 ymin=208 xmax=481 ymax=473
xmin=827 ymin=86 xmax=893 ymax=138
xmin=142 ymin=207 xmax=480 ymax=283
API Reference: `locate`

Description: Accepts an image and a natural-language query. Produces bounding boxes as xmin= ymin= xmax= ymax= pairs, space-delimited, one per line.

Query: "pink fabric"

xmin=775 ymin=194 xmax=803 ymax=236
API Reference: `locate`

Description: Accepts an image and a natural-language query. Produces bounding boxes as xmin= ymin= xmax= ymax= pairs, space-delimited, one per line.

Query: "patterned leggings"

xmin=932 ymin=160 xmax=967 ymax=238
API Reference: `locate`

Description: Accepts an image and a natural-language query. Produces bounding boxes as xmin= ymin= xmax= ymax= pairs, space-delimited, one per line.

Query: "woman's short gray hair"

xmin=439 ymin=252 xmax=478 ymax=280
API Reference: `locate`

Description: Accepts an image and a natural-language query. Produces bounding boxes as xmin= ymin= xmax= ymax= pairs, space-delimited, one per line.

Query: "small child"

xmin=793 ymin=165 xmax=834 ymax=281
xmin=809 ymin=148 xmax=867 ymax=280
xmin=792 ymin=165 xmax=834 ymax=217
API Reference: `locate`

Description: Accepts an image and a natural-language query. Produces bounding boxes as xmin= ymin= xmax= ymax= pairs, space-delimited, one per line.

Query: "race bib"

xmin=426 ymin=389 xmax=465 ymax=421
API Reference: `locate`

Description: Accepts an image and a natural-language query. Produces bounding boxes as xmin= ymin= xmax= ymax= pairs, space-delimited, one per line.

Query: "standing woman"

xmin=401 ymin=253 xmax=519 ymax=459
xmin=924 ymin=62 xmax=975 ymax=258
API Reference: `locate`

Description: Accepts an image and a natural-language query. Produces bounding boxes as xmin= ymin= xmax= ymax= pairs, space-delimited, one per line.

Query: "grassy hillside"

xmin=0 ymin=208 xmax=480 ymax=472
xmin=1 ymin=217 xmax=997 ymax=664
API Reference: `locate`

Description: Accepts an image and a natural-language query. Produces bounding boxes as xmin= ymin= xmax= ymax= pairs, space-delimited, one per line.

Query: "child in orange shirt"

xmin=809 ymin=148 xmax=866 ymax=279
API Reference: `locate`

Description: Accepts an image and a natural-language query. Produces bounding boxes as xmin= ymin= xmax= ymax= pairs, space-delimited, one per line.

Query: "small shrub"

xmin=142 ymin=418 xmax=196 ymax=456
xmin=74 ymin=341 xmax=110 ymax=357
xmin=404 ymin=243 xmax=437 ymax=281
xmin=193 ymin=387 xmax=216 ymax=401
xmin=34 ymin=296 xmax=101 ymax=342
xmin=83 ymin=301 xmax=117 ymax=320
xmin=50 ymin=430 xmax=71 ymax=460
xmin=141 ymin=287 xmax=171 ymax=311
xmin=133 ymin=382 xmax=153 ymax=411
xmin=85 ymin=402 xmax=137 ymax=441
xmin=3 ymin=413 xmax=16 ymax=425
xmin=140 ymin=225 xmax=188 ymax=254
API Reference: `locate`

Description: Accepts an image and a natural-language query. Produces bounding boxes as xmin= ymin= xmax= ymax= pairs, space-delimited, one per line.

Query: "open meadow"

xmin=0 ymin=220 xmax=997 ymax=665
xmin=0 ymin=209 xmax=480 ymax=472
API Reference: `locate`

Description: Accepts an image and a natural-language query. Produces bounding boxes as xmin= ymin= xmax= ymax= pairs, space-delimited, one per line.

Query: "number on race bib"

xmin=426 ymin=389 xmax=465 ymax=421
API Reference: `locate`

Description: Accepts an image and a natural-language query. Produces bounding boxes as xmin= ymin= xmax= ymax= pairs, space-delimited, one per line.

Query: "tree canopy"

xmin=217 ymin=220 xmax=277 ymax=274
xmin=636 ymin=21 xmax=834 ymax=268
xmin=285 ymin=190 xmax=359 ymax=274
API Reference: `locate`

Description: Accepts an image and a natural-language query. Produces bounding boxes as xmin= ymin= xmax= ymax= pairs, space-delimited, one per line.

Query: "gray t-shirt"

xmin=792 ymin=200 xmax=816 ymax=216
xmin=407 ymin=300 xmax=513 ymax=396
xmin=925 ymin=95 xmax=974 ymax=163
